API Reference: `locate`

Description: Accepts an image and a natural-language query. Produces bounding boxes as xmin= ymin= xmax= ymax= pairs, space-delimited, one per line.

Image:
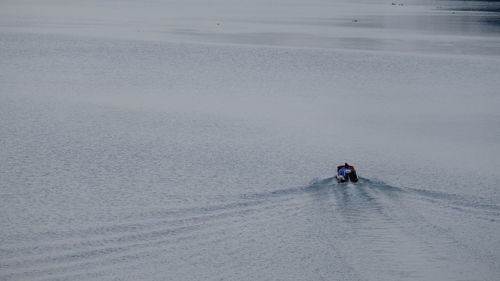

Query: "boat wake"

xmin=1 ymin=177 xmax=499 ymax=281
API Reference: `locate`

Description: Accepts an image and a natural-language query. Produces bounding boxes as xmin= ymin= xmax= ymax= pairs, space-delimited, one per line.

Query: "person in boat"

xmin=336 ymin=163 xmax=358 ymax=183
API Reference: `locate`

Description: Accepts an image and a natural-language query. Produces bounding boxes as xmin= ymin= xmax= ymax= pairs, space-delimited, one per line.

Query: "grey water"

xmin=1 ymin=0 xmax=500 ymax=280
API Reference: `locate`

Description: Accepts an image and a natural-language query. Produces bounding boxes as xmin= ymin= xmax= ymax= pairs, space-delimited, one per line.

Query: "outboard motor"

xmin=347 ymin=169 xmax=358 ymax=182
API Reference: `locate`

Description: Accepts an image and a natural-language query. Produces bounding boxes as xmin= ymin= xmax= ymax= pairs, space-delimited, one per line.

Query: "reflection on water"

xmin=438 ymin=0 xmax=500 ymax=30
xmin=170 ymin=0 xmax=500 ymax=56
xmin=442 ymin=0 xmax=500 ymax=13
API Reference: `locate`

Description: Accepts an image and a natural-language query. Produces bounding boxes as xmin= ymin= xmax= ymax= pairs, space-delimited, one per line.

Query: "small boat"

xmin=336 ymin=163 xmax=358 ymax=183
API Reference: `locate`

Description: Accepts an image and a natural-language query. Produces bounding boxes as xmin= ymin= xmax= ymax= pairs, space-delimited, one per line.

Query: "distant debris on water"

xmin=352 ymin=19 xmax=358 ymax=23
xmin=391 ymin=2 xmax=404 ymax=6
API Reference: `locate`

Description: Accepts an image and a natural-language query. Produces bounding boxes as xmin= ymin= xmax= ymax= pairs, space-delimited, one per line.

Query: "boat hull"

xmin=336 ymin=171 xmax=358 ymax=183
